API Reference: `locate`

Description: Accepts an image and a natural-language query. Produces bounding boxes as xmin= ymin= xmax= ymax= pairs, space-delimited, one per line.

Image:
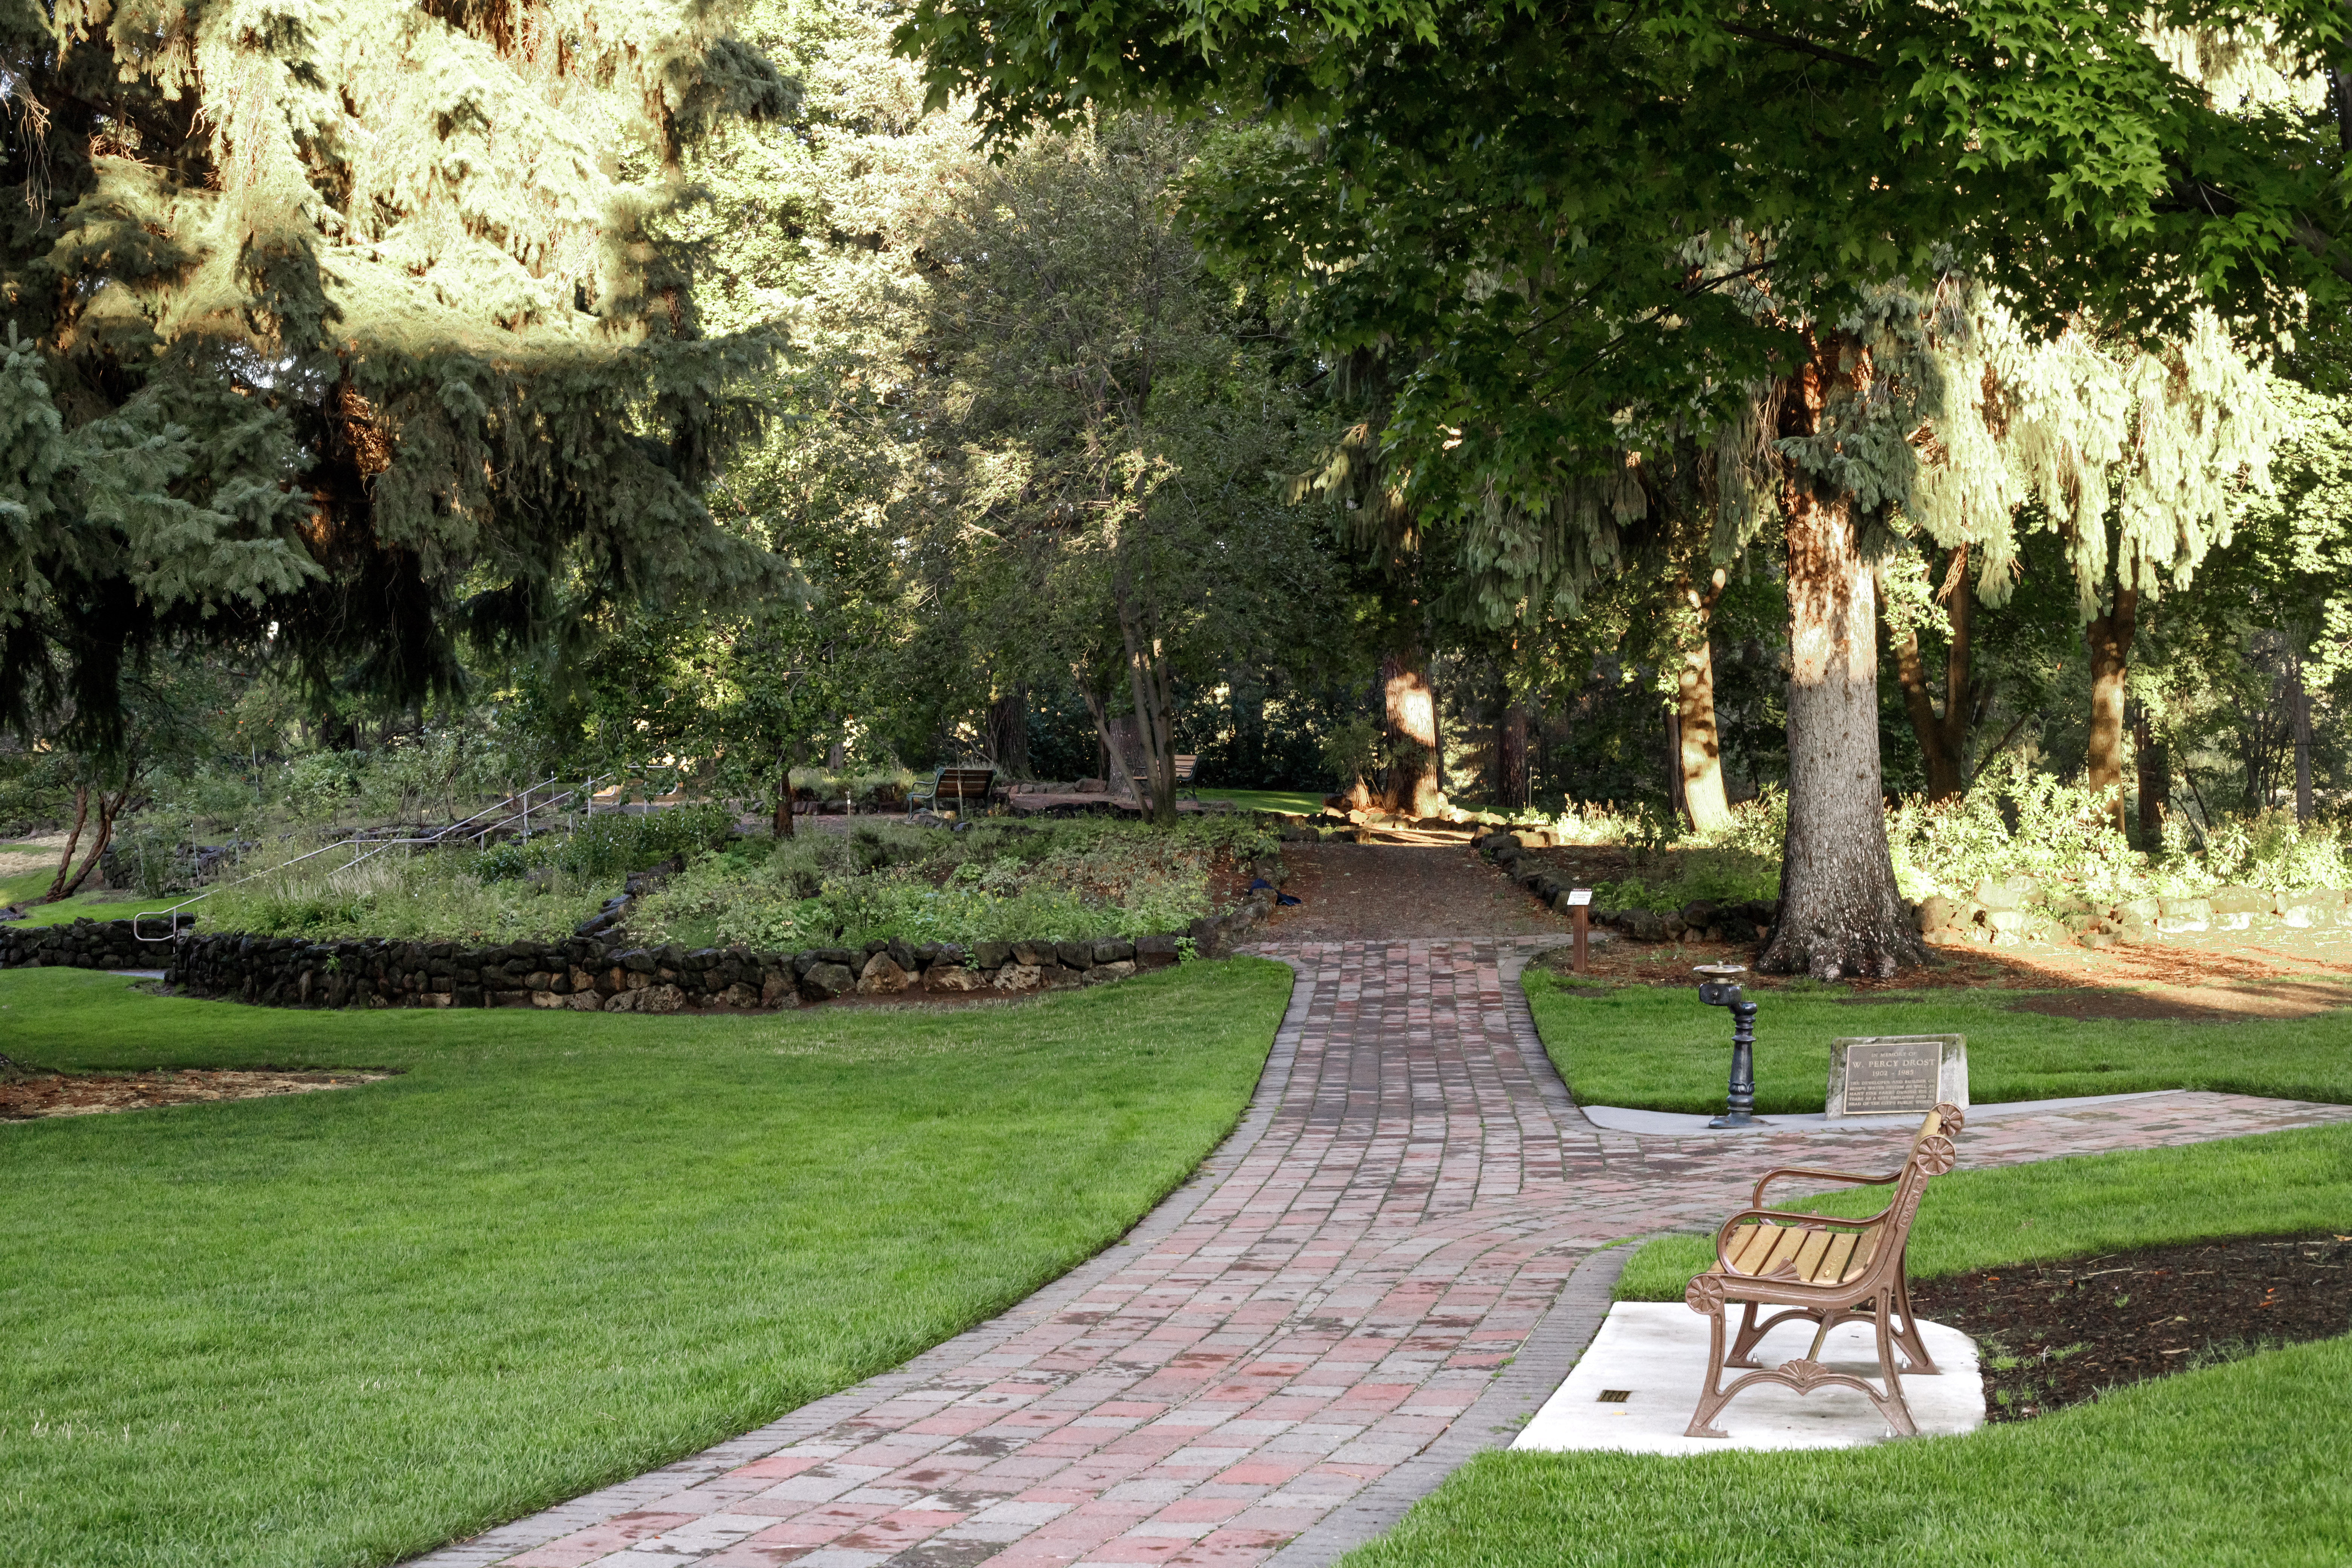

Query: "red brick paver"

xmin=414 ymin=942 xmax=2352 ymax=1568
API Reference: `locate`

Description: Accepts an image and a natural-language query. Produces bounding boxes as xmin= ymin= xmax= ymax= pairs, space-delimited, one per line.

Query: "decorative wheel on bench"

xmin=1683 ymin=1102 xmax=1965 ymax=1439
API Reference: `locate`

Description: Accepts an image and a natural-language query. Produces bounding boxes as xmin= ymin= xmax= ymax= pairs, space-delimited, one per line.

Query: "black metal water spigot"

xmin=1695 ymin=963 xmax=1758 ymax=1129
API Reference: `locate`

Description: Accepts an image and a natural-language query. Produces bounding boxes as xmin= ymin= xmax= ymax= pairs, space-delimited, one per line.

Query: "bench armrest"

xmin=1751 ymin=1166 xmax=1899 ymax=1208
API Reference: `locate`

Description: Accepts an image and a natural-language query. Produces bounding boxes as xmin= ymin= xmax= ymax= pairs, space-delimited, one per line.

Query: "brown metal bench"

xmin=910 ymin=766 xmax=996 ymax=818
xmin=1128 ymin=753 xmax=1199 ymax=802
xmin=1684 ymin=1102 xmax=1964 ymax=1438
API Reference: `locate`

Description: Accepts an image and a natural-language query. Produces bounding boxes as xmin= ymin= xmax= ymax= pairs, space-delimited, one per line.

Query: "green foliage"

xmin=1615 ymin=1118 xmax=2352 ymax=1305
xmin=629 ymin=816 xmax=1274 ymax=949
xmin=199 ymin=852 xmax=607 ymax=944
xmin=1 ymin=0 xmax=793 ymax=749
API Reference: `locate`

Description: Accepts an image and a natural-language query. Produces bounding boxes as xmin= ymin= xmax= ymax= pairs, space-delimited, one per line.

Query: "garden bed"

xmin=0 ymin=1065 xmax=393 ymax=1119
xmin=1911 ymin=1233 xmax=2352 ymax=1422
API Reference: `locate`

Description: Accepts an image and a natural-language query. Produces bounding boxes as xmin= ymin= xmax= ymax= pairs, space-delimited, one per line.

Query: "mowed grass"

xmin=1526 ymin=970 xmax=2352 ymax=1113
xmin=0 ymin=959 xmax=1292 ymax=1568
xmin=1348 ymin=1124 xmax=2352 ymax=1568
xmin=1612 ymin=1117 xmax=2352 ymax=1299
xmin=1341 ymin=1338 xmax=2352 ymax=1566
xmin=1194 ymin=788 xmax=1329 ymax=815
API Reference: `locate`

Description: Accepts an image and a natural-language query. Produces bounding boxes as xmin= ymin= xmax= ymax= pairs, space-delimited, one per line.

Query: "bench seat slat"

xmin=1791 ymin=1228 xmax=1832 ymax=1282
xmin=1730 ymin=1225 xmax=1782 ymax=1274
xmin=1813 ymin=1230 xmax=1858 ymax=1282
xmin=1841 ymin=1228 xmax=1880 ymax=1283
xmin=1759 ymin=1226 xmax=1807 ymax=1276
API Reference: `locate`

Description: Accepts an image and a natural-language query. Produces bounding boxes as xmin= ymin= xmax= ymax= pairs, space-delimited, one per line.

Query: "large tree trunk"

xmin=1883 ymin=548 xmax=1972 ymax=801
xmin=1498 ymin=701 xmax=1530 ymax=810
xmin=1758 ymin=335 xmax=1922 ymax=979
xmin=1380 ymin=651 xmax=1444 ymax=818
xmin=986 ymin=687 xmax=1029 ymax=779
xmin=2133 ymin=712 xmax=2168 ymax=846
xmin=1674 ymin=570 xmax=1733 ymax=833
xmin=2084 ymin=588 xmax=2137 ymax=836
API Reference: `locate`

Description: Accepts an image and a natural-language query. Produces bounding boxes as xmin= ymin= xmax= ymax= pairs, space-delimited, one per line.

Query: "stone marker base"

xmin=1514 ymin=1302 xmax=1984 ymax=1456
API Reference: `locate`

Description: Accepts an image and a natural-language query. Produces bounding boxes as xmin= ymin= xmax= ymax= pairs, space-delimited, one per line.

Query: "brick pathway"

xmin=415 ymin=942 xmax=2352 ymax=1568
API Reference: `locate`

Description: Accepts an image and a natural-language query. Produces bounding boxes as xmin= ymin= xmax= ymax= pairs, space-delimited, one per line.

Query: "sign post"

xmin=1566 ymin=888 xmax=1592 ymax=972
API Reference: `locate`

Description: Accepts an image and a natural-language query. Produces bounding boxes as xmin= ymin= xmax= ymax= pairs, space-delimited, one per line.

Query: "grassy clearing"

xmin=1612 ymin=1118 xmax=2352 ymax=1301
xmin=1525 ymin=970 xmax=2352 ymax=1113
xmin=1341 ymin=1334 xmax=2352 ymax=1566
xmin=1196 ymin=787 xmax=1328 ymax=815
xmin=0 ymin=958 xmax=1290 ymax=1568
xmin=1352 ymin=1125 xmax=2352 ymax=1568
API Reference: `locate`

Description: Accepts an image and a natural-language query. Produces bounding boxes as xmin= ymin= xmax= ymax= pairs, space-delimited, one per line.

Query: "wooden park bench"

xmin=1683 ymin=1102 xmax=1965 ymax=1439
xmin=1127 ymin=754 xmax=1200 ymax=802
xmin=910 ymin=766 xmax=996 ymax=818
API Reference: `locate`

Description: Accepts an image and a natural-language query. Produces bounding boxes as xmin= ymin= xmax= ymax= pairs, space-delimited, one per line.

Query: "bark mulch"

xmin=0 ymin=1064 xmax=392 ymax=1120
xmin=1908 ymin=1234 xmax=2352 ymax=1422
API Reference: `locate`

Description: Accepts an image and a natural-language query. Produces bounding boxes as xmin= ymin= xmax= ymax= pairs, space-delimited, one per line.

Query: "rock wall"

xmin=0 ymin=921 xmax=1197 ymax=1010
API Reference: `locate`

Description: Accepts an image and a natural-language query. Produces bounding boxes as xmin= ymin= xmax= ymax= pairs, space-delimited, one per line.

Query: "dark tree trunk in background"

xmin=1885 ymin=548 xmax=1973 ymax=802
xmin=2291 ymin=646 xmax=2314 ymax=822
xmin=1116 ymin=583 xmax=1180 ymax=824
xmin=987 ymin=687 xmax=1030 ymax=778
xmin=1498 ymin=703 xmax=1530 ymax=810
xmin=1758 ymin=333 xmax=1923 ymax=980
xmin=773 ymin=746 xmax=797 ymax=838
xmin=2133 ymin=712 xmax=2167 ymax=845
xmin=1380 ymin=651 xmax=1444 ymax=818
xmin=2084 ymin=588 xmax=2137 ymax=836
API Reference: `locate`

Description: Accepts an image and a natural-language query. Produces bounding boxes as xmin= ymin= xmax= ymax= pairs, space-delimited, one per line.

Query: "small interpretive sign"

xmin=1566 ymin=888 xmax=1593 ymax=907
xmin=1824 ymin=1035 xmax=1968 ymax=1119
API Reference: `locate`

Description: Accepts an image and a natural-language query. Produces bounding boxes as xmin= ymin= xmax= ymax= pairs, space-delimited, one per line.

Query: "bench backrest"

xmin=1173 ymin=754 xmax=1197 ymax=780
xmin=931 ymin=767 xmax=995 ymax=801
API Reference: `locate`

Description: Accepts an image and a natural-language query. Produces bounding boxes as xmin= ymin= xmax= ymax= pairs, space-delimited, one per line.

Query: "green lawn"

xmin=1348 ymin=1123 xmax=2352 ymax=1568
xmin=1527 ymin=969 xmax=2352 ymax=1113
xmin=1613 ymin=1118 xmax=2352 ymax=1300
xmin=0 ymin=959 xmax=1291 ymax=1568
xmin=1196 ymin=787 xmax=1329 ymax=815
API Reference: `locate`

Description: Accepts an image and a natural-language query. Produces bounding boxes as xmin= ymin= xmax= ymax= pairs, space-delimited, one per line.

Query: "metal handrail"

xmin=130 ymin=771 xmax=621 ymax=942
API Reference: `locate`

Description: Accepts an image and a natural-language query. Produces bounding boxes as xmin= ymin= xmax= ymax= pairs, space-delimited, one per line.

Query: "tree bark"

xmin=1674 ymin=570 xmax=1733 ymax=832
xmin=1116 ymin=585 xmax=1180 ymax=825
xmin=46 ymin=772 xmax=133 ymax=903
xmin=46 ymin=784 xmax=91 ymax=903
xmin=772 ymin=747 xmax=796 ymax=837
xmin=2083 ymin=588 xmax=2137 ymax=837
xmin=1380 ymin=651 xmax=1443 ymax=818
xmin=1757 ymin=333 xmax=1923 ymax=980
xmin=2132 ymin=712 xmax=2167 ymax=846
xmin=1883 ymin=548 xmax=1972 ymax=802
xmin=2290 ymin=646 xmax=2314 ymax=822
xmin=1498 ymin=702 xmax=1530 ymax=810
xmin=986 ymin=687 xmax=1030 ymax=779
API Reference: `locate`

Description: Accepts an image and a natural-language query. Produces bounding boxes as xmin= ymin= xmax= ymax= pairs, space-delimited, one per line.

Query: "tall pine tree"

xmin=0 ymin=0 xmax=792 ymax=756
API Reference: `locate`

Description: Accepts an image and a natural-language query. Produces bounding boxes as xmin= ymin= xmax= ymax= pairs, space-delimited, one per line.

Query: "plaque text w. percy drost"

xmin=1824 ymin=1035 xmax=1968 ymax=1118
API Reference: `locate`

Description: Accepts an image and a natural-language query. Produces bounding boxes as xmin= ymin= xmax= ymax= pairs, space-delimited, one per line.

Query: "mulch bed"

xmin=0 ymin=1065 xmax=392 ymax=1119
xmin=1908 ymin=1234 xmax=2352 ymax=1421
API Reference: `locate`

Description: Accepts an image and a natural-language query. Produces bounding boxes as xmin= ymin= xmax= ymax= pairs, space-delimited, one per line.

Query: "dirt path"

xmin=1259 ymin=843 xmax=1574 ymax=942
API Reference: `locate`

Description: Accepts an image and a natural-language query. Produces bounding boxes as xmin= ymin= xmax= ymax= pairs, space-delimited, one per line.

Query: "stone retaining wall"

xmin=0 ymin=889 xmax=1278 ymax=1011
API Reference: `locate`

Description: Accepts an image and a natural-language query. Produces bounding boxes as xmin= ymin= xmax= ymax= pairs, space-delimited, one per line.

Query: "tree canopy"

xmin=0 ymin=0 xmax=793 ymax=756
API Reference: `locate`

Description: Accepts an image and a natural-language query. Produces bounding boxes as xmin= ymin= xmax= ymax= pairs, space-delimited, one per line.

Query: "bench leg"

xmin=1886 ymin=1263 xmax=1941 ymax=1376
xmin=1683 ymin=1294 xmax=1738 ymax=1439
xmin=1867 ymin=1288 xmax=1922 ymax=1437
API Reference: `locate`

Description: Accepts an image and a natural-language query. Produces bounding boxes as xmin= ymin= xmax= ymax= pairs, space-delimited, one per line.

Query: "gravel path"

xmin=413 ymin=927 xmax=2352 ymax=1568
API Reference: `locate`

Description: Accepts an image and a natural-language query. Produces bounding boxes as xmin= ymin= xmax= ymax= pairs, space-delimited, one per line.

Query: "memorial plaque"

xmin=1824 ymin=1034 xmax=1967 ymax=1119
